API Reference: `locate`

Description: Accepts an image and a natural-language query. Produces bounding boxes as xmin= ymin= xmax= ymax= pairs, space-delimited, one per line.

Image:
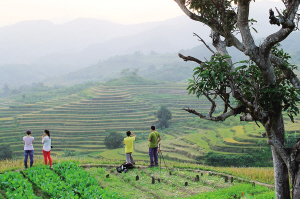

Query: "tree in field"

xmin=104 ymin=131 xmax=124 ymax=149
xmin=156 ymin=105 xmax=173 ymax=129
xmin=173 ymin=0 xmax=300 ymax=198
xmin=0 ymin=145 xmax=13 ymax=160
xmin=120 ymin=68 xmax=140 ymax=76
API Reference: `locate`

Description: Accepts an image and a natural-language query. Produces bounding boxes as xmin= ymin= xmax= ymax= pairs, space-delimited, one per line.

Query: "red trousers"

xmin=43 ymin=150 xmax=52 ymax=166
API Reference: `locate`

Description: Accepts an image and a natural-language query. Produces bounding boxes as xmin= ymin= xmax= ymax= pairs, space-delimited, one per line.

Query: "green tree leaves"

xmin=187 ymin=54 xmax=231 ymax=98
xmin=104 ymin=131 xmax=124 ymax=149
xmin=187 ymin=47 xmax=300 ymax=123
xmin=0 ymin=145 xmax=13 ymax=160
xmin=156 ymin=105 xmax=172 ymax=129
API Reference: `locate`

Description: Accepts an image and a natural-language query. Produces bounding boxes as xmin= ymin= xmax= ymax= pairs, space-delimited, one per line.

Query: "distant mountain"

xmin=32 ymin=16 xmax=211 ymax=69
xmin=31 ymin=0 xmax=285 ymax=69
xmin=43 ymin=31 xmax=300 ymax=87
xmin=0 ymin=0 xmax=298 ymax=88
xmin=0 ymin=18 xmax=161 ymax=65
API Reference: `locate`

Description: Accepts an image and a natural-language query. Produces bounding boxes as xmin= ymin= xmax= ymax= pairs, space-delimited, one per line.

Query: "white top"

xmin=42 ymin=136 xmax=51 ymax=152
xmin=23 ymin=136 xmax=34 ymax=150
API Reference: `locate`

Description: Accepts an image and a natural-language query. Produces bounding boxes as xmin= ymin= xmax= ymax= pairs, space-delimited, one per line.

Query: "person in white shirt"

xmin=23 ymin=130 xmax=34 ymax=168
xmin=42 ymin=130 xmax=52 ymax=168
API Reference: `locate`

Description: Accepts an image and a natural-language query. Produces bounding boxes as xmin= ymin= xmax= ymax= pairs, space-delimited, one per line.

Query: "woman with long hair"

xmin=23 ymin=130 xmax=34 ymax=168
xmin=42 ymin=130 xmax=52 ymax=168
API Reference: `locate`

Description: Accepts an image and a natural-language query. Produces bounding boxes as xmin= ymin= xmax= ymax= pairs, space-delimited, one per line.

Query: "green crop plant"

xmin=23 ymin=166 xmax=77 ymax=198
xmin=0 ymin=171 xmax=39 ymax=199
xmin=53 ymin=162 xmax=122 ymax=199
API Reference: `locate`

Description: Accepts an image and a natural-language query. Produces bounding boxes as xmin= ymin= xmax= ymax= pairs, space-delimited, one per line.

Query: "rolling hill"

xmin=1 ymin=77 xmax=299 ymax=165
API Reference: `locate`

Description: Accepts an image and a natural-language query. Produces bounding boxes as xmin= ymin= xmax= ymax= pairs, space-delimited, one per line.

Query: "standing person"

xmin=124 ymin=131 xmax=136 ymax=165
xmin=42 ymin=130 xmax=52 ymax=169
xmin=23 ymin=130 xmax=34 ymax=168
xmin=148 ymin=126 xmax=161 ymax=167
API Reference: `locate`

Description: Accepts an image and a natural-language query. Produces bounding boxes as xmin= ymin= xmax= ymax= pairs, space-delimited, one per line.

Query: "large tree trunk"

xmin=270 ymin=113 xmax=291 ymax=199
xmin=293 ymin=169 xmax=300 ymax=198
xmin=272 ymin=148 xmax=291 ymax=198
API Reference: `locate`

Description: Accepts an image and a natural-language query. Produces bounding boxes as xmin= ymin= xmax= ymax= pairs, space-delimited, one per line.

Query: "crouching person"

xmin=124 ymin=131 xmax=136 ymax=164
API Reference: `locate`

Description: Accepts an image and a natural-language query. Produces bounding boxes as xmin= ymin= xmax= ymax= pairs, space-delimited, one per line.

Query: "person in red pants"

xmin=42 ymin=130 xmax=52 ymax=169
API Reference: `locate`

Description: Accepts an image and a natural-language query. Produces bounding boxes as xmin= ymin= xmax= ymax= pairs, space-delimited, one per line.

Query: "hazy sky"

xmin=0 ymin=0 xmax=281 ymax=27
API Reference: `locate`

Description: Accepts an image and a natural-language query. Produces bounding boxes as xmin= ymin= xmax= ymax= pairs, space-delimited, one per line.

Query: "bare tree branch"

xmin=211 ymin=31 xmax=233 ymax=65
xmin=237 ymin=0 xmax=257 ymax=57
xmin=173 ymin=0 xmax=215 ymax=26
xmin=173 ymin=0 xmax=245 ymax=52
xmin=203 ymin=93 xmax=217 ymax=118
xmin=193 ymin=33 xmax=216 ymax=55
xmin=178 ymin=53 xmax=203 ymax=65
xmin=260 ymin=2 xmax=300 ymax=56
xmin=240 ymin=113 xmax=255 ymax=121
xmin=182 ymin=106 xmax=243 ymax=121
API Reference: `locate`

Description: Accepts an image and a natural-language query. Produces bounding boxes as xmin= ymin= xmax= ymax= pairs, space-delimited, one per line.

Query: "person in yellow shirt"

xmin=124 ymin=131 xmax=136 ymax=164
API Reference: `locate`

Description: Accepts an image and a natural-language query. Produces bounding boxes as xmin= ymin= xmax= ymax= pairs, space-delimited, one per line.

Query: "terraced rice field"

xmin=1 ymin=81 xmax=299 ymax=163
xmin=0 ymin=83 xmax=215 ymax=158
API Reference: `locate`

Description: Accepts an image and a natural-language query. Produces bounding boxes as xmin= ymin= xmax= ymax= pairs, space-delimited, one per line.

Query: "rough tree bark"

xmin=173 ymin=0 xmax=300 ymax=198
xmin=268 ymin=114 xmax=291 ymax=198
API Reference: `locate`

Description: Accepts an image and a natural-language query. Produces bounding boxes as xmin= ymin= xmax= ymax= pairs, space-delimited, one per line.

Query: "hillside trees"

xmin=104 ymin=131 xmax=124 ymax=149
xmin=173 ymin=0 xmax=300 ymax=198
xmin=156 ymin=105 xmax=173 ymax=129
xmin=0 ymin=145 xmax=13 ymax=160
xmin=120 ymin=68 xmax=140 ymax=76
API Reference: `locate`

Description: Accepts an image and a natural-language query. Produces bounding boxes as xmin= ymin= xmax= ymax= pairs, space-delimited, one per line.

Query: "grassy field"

xmin=0 ymin=159 xmax=275 ymax=199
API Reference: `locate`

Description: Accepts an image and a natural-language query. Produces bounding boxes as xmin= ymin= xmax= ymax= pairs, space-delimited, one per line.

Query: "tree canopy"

xmin=104 ymin=131 xmax=124 ymax=149
xmin=156 ymin=105 xmax=173 ymax=129
xmin=0 ymin=145 xmax=13 ymax=160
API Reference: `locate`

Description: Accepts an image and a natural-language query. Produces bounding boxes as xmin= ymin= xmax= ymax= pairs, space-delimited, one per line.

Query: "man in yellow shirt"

xmin=124 ymin=131 xmax=136 ymax=164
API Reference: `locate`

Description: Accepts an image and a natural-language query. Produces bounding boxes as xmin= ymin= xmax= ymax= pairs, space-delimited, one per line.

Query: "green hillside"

xmin=0 ymin=76 xmax=299 ymax=165
xmin=41 ymin=32 xmax=300 ymax=87
xmin=0 ymin=78 xmax=208 ymax=157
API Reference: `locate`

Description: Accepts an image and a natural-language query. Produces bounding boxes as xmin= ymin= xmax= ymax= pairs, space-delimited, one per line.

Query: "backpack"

xmin=116 ymin=163 xmax=134 ymax=173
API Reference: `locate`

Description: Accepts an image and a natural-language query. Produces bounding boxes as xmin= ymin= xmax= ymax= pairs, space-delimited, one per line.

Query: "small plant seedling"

xmin=195 ymin=175 xmax=200 ymax=182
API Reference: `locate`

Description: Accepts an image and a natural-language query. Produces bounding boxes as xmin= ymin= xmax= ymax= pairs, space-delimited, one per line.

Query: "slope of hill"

xmin=42 ymin=31 xmax=300 ymax=87
xmin=43 ymin=52 xmax=197 ymax=86
xmin=0 ymin=78 xmax=208 ymax=159
xmin=1 ymin=77 xmax=299 ymax=165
